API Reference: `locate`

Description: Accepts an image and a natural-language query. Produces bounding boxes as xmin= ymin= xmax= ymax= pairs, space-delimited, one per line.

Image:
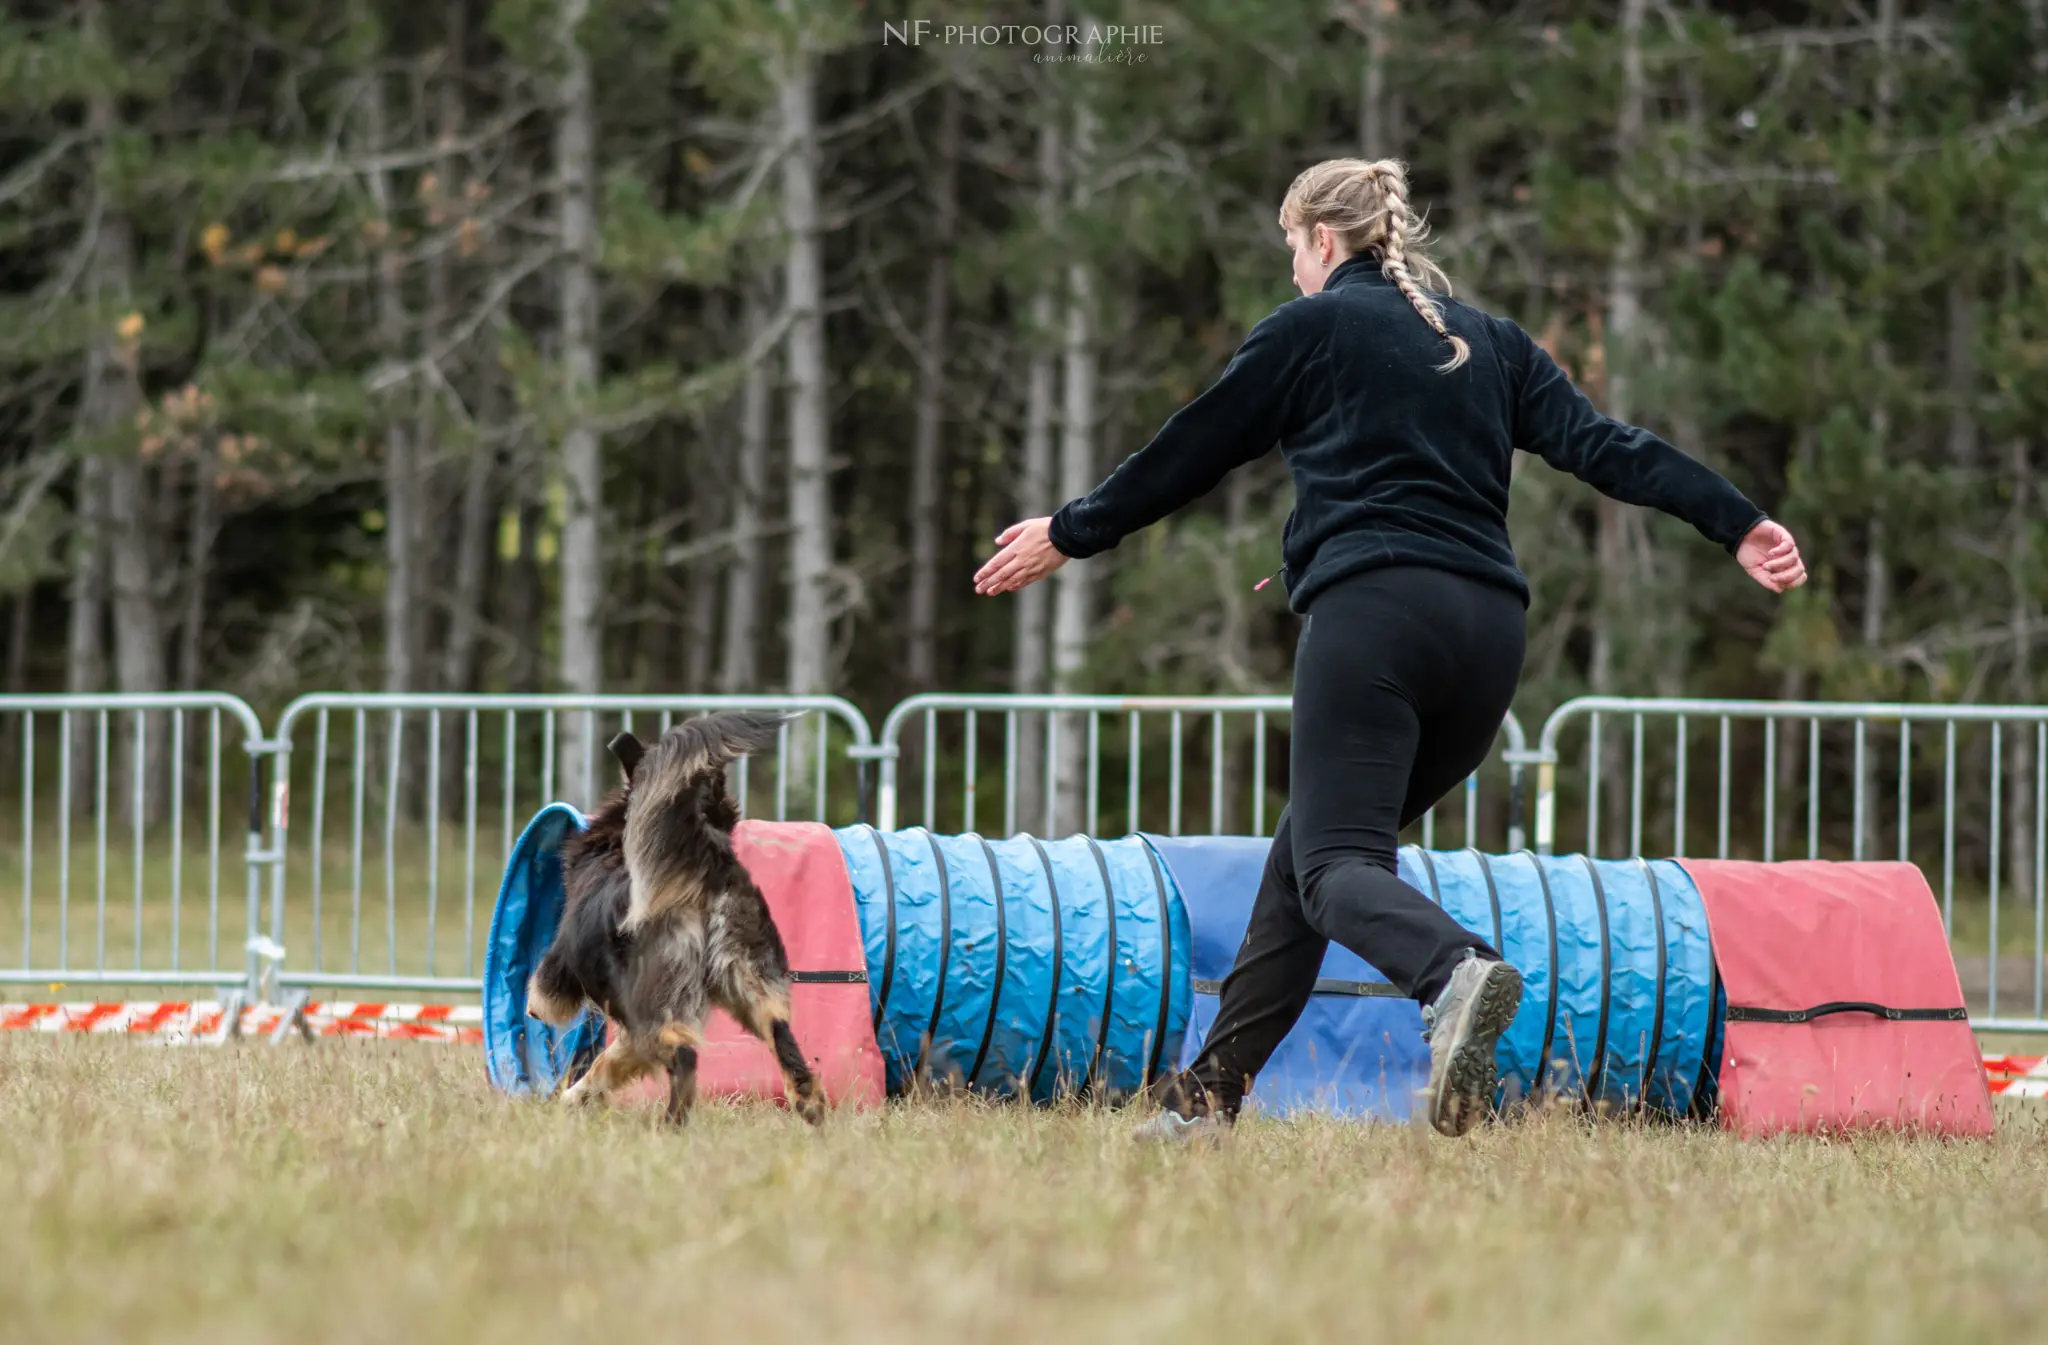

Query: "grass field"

xmin=2 ymin=1036 xmax=2044 ymax=1345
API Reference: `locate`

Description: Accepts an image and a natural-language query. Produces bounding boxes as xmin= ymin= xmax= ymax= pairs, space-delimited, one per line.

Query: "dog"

xmin=525 ymin=711 xmax=827 ymax=1127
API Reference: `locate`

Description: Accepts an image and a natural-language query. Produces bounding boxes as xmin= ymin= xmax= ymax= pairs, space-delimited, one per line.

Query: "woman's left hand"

xmin=974 ymin=517 xmax=1067 ymax=596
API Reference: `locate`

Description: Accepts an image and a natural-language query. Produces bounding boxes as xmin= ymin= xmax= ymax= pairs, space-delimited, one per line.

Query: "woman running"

xmin=972 ymin=158 xmax=1807 ymax=1141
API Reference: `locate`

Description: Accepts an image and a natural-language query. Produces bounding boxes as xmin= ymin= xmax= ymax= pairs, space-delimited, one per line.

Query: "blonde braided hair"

xmin=1280 ymin=158 xmax=1471 ymax=373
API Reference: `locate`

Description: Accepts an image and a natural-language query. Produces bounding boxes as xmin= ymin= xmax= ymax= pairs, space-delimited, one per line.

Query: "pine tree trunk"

xmin=777 ymin=10 xmax=831 ymax=809
xmin=175 ymin=439 xmax=216 ymax=692
xmin=780 ymin=22 xmax=831 ymax=701
xmin=615 ymin=427 xmax=660 ymax=691
xmin=554 ymin=0 xmax=605 ymax=804
xmin=1860 ymin=0 xmax=1898 ymax=860
xmin=439 ymin=431 xmax=495 ymax=819
xmin=1657 ymin=11 xmax=1704 ymax=704
xmin=1050 ymin=18 xmax=1101 ymax=837
xmin=362 ymin=56 xmax=423 ymax=827
xmin=685 ymin=444 xmax=719 ymax=693
xmin=2007 ymin=437 xmax=2034 ymax=904
xmin=6 ymin=593 xmax=28 ymax=696
xmin=1358 ymin=0 xmax=1395 ymax=158
xmin=440 ymin=433 xmax=496 ymax=695
xmin=170 ymin=440 xmax=215 ymax=802
xmin=363 ymin=48 xmax=433 ymax=822
xmin=905 ymin=82 xmax=960 ymax=692
xmin=508 ymin=493 xmax=544 ymax=693
xmin=1215 ymin=470 xmax=1255 ymax=831
xmin=1447 ymin=122 xmax=1483 ymax=309
xmin=2 ymin=588 xmax=29 ymax=785
xmin=436 ymin=0 xmax=492 ymax=703
xmin=1011 ymin=40 xmax=1063 ymax=834
xmin=81 ymin=7 xmax=167 ymax=824
xmin=719 ymin=275 xmax=771 ymax=694
xmin=420 ymin=0 xmax=468 ymax=691
xmin=1591 ymin=0 xmax=1648 ymax=853
xmin=66 ymin=457 xmax=107 ymax=816
xmin=1948 ymin=285 xmax=1978 ymax=475
xmin=1775 ymin=666 xmax=1805 ymax=860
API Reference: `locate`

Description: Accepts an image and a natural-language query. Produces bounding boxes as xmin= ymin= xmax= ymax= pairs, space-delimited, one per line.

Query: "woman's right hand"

xmin=1736 ymin=519 xmax=1807 ymax=593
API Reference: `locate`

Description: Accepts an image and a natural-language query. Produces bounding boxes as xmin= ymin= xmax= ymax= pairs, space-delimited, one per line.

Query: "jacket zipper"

xmin=1253 ymin=562 xmax=1287 ymax=593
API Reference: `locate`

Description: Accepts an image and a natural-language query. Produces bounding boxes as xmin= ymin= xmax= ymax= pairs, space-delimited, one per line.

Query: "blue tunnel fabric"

xmin=481 ymin=802 xmax=605 ymax=1097
xmin=834 ymin=827 xmax=1190 ymax=1102
xmin=1145 ymin=836 xmax=1723 ymax=1119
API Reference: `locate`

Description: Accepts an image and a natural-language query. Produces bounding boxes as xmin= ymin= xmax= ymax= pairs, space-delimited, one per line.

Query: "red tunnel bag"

xmin=618 ymin=819 xmax=885 ymax=1111
xmin=1680 ymin=859 xmax=1994 ymax=1138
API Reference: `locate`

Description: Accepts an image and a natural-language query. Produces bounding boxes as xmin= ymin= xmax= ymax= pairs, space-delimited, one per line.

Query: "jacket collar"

xmin=1321 ymin=249 xmax=1392 ymax=292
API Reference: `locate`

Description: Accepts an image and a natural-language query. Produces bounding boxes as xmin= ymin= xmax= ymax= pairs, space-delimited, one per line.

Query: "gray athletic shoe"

xmin=1130 ymin=1108 xmax=1234 ymax=1147
xmin=1419 ymin=952 xmax=1523 ymax=1137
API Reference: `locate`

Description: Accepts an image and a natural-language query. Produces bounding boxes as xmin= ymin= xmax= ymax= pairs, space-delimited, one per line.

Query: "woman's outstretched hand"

xmin=1737 ymin=519 xmax=1808 ymax=593
xmin=974 ymin=517 xmax=1067 ymax=596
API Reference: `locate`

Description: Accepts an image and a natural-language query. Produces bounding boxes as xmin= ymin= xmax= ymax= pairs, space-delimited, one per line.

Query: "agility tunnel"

xmin=483 ymin=809 xmax=1993 ymax=1136
xmin=838 ymin=826 xmax=1191 ymax=1101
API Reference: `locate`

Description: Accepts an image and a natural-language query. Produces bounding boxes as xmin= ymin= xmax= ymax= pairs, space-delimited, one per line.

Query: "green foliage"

xmin=0 ymin=0 xmax=2043 ymax=787
xmin=600 ymin=172 xmax=764 ymax=289
xmin=0 ymin=18 xmax=148 ymax=111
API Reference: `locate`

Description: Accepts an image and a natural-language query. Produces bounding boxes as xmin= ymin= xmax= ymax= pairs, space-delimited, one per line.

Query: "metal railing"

xmin=257 ymin=694 xmax=875 ymax=997
xmin=1531 ymin=696 xmax=2048 ymax=1033
xmin=0 ymin=693 xmax=269 ymax=996
xmin=5 ymin=688 xmax=2043 ymax=1035
xmin=874 ymin=693 xmax=1531 ymax=851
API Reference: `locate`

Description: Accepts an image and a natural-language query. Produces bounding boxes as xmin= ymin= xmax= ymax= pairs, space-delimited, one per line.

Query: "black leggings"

xmin=1180 ymin=564 xmax=1527 ymax=1116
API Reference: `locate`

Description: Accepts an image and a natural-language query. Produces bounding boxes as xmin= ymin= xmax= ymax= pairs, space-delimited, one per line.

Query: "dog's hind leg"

xmin=768 ymin=1016 xmax=827 ymax=1127
xmin=634 ymin=1020 xmax=704 ymax=1126
xmin=718 ymin=977 xmax=826 ymax=1127
xmin=665 ymin=1042 xmax=700 ymax=1125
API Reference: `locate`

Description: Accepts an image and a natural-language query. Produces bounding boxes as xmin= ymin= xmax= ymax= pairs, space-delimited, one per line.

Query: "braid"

xmin=1280 ymin=157 xmax=1471 ymax=374
xmin=1373 ymin=168 xmax=1471 ymax=373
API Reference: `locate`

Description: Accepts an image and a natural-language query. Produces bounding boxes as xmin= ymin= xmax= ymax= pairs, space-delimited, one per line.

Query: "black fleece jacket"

xmin=1047 ymin=252 xmax=1767 ymax=612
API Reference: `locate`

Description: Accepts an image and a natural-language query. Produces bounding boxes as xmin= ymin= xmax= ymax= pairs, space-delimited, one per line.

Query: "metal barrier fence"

xmin=258 ymin=694 xmax=875 ymax=998
xmin=1533 ymin=696 xmax=2048 ymax=1034
xmin=873 ymin=694 xmax=1531 ymax=851
xmin=3 ymin=689 xmax=2044 ymax=1035
xmin=0 ymin=693 xmax=269 ymax=995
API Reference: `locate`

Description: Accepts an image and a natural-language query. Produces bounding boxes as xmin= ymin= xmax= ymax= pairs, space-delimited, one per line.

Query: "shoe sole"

xmin=1429 ymin=961 xmax=1523 ymax=1138
xmin=1131 ymin=1114 xmax=1230 ymax=1147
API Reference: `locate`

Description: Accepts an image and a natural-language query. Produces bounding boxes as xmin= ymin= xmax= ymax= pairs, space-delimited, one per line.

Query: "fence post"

xmin=1498 ymin=712 xmax=1531 ymax=854
xmin=1533 ymin=757 xmax=1556 ymax=855
xmin=846 ymin=741 xmax=892 ymax=828
xmin=239 ymin=729 xmax=292 ymax=1004
xmin=242 ymin=737 xmax=268 ymax=1000
xmin=872 ymin=741 xmax=899 ymax=832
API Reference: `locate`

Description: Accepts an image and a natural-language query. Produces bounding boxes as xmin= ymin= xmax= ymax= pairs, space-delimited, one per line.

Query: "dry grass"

xmin=0 ymin=1036 xmax=2043 ymax=1345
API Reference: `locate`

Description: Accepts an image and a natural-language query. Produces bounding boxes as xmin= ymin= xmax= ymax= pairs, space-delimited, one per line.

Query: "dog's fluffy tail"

xmin=636 ymin=711 xmax=792 ymax=787
xmin=620 ymin=711 xmax=792 ymax=928
xmin=527 ymin=946 xmax=587 ymax=1026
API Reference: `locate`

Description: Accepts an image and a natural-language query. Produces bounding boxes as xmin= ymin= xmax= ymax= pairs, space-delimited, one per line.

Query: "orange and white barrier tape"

xmin=1984 ymin=1054 xmax=2048 ymax=1099
xmin=0 ymin=1001 xmax=482 ymax=1044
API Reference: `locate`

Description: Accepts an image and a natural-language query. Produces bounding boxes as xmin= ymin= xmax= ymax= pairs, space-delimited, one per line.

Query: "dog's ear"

xmin=607 ymin=732 xmax=646 ymax=782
